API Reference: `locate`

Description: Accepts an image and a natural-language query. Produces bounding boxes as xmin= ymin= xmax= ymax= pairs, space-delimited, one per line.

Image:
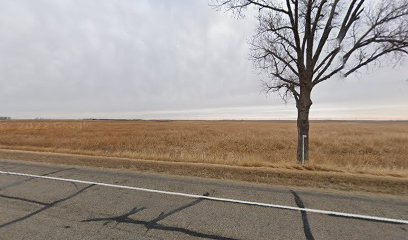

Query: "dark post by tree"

xmin=214 ymin=0 xmax=408 ymax=164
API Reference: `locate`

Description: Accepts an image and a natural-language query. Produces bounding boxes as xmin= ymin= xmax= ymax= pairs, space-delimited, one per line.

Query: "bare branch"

xmin=215 ymin=0 xmax=408 ymax=101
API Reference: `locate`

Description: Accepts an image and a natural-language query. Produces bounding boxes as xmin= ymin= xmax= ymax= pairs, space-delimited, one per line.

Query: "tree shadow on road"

xmin=290 ymin=190 xmax=405 ymax=229
xmin=0 ymin=168 xmax=75 ymax=191
xmin=0 ymin=184 xmax=94 ymax=229
xmin=290 ymin=190 xmax=315 ymax=240
xmin=82 ymin=192 xmax=239 ymax=240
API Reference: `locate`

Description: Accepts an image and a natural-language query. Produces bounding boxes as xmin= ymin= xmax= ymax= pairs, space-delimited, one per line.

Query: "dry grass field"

xmin=0 ymin=120 xmax=407 ymax=178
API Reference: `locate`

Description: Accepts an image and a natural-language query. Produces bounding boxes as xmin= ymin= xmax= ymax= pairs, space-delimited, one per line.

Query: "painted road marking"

xmin=0 ymin=170 xmax=407 ymax=225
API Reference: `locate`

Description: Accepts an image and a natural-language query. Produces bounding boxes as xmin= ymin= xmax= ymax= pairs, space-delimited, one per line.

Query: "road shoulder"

xmin=0 ymin=149 xmax=407 ymax=196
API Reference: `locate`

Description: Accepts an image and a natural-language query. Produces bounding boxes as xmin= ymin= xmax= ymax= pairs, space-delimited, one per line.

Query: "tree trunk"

xmin=296 ymin=88 xmax=312 ymax=164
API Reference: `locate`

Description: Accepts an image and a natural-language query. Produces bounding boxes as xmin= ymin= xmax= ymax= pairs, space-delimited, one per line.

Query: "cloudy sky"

xmin=0 ymin=0 xmax=407 ymax=120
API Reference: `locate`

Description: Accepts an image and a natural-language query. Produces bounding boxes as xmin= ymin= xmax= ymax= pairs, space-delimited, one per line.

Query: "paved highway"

xmin=0 ymin=159 xmax=407 ymax=240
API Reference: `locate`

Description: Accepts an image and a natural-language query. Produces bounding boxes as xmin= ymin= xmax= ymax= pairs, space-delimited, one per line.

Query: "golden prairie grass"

xmin=0 ymin=120 xmax=407 ymax=177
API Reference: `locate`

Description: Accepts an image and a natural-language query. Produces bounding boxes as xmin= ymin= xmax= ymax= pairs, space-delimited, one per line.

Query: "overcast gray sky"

xmin=0 ymin=0 xmax=407 ymax=120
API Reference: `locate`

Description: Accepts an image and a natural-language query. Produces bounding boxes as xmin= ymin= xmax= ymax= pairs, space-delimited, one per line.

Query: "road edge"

xmin=0 ymin=149 xmax=406 ymax=196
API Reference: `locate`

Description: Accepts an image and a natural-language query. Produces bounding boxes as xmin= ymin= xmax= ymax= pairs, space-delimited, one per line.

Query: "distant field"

xmin=0 ymin=120 xmax=407 ymax=177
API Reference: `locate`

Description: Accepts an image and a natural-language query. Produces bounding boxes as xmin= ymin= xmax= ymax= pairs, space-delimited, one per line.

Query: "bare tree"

xmin=214 ymin=0 xmax=408 ymax=164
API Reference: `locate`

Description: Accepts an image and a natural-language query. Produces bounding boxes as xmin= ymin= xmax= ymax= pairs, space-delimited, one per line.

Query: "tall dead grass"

xmin=0 ymin=120 xmax=406 ymax=176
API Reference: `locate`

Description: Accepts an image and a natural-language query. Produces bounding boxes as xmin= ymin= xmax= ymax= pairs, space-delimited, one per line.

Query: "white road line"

xmin=0 ymin=170 xmax=407 ymax=225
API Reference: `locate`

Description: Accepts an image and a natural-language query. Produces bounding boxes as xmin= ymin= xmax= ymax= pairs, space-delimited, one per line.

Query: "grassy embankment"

xmin=0 ymin=120 xmax=407 ymax=194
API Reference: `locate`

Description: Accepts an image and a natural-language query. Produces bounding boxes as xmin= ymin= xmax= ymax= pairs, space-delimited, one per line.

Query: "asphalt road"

xmin=0 ymin=159 xmax=407 ymax=240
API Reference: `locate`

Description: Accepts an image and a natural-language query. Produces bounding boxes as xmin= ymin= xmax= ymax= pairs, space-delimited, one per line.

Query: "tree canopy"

xmin=215 ymin=0 xmax=408 ymax=101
